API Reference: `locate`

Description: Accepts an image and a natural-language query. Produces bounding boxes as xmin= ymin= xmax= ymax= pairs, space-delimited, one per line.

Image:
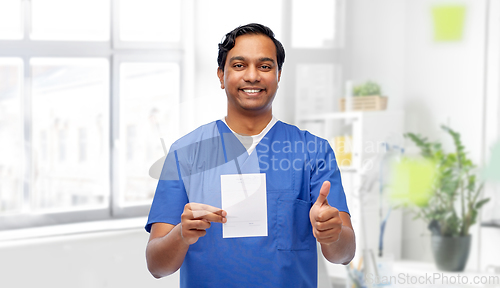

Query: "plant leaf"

xmin=475 ymin=198 xmax=490 ymax=209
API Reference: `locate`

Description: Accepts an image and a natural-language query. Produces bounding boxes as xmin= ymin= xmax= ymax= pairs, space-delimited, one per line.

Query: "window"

xmin=118 ymin=62 xmax=180 ymax=206
xmin=78 ymin=128 xmax=87 ymax=162
xmin=0 ymin=0 xmax=345 ymax=229
xmin=31 ymin=58 xmax=110 ymax=212
xmin=31 ymin=0 xmax=110 ymax=41
xmin=0 ymin=0 xmax=185 ymax=229
xmin=291 ymin=0 xmax=339 ymax=48
xmin=0 ymin=1 xmax=23 ymax=40
xmin=0 ymin=58 xmax=23 ymax=215
xmin=117 ymin=0 xmax=181 ymax=43
xmin=282 ymin=0 xmax=347 ymax=122
xmin=295 ymin=64 xmax=340 ymax=116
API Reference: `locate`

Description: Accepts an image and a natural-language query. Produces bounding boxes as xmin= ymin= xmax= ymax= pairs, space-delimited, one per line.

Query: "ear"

xmin=278 ymin=70 xmax=282 ymax=82
xmin=217 ymin=68 xmax=225 ymax=89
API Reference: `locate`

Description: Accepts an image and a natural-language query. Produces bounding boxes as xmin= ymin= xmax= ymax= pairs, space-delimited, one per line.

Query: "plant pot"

xmin=431 ymin=235 xmax=471 ymax=272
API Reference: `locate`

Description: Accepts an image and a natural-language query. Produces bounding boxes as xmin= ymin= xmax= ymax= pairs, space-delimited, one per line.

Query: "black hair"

xmin=217 ymin=23 xmax=285 ymax=71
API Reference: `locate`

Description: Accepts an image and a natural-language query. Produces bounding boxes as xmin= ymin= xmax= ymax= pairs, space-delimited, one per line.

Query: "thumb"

xmin=314 ymin=181 xmax=331 ymax=207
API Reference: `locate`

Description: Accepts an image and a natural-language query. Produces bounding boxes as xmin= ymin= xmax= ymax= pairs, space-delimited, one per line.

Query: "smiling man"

xmin=145 ymin=23 xmax=355 ymax=287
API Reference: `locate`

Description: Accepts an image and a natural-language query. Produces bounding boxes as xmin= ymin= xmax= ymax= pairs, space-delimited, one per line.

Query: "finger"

xmin=316 ymin=231 xmax=335 ymax=241
xmin=198 ymin=203 xmax=227 ymax=215
xmin=314 ymin=229 xmax=334 ymax=240
xmin=314 ymin=181 xmax=331 ymax=207
xmin=316 ymin=207 xmax=340 ymax=222
xmin=191 ymin=211 xmax=227 ymax=223
xmin=186 ymin=203 xmax=227 ymax=222
xmin=184 ymin=229 xmax=207 ymax=239
xmin=315 ymin=221 xmax=332 ymax=232
xmin=312 ymin=227 xmax=339 ymax=241
xmin=188 ymin=203 xmax=225 ymax=215
xmin=182 ymin=219 xmax=210 ymax=231
xmin=190 ymin=220 xmax=212 ymax=230
xmin=315 ymin=217 xmax=341 ymax=232
xmin=313 ymin=224 xmax=341 ymax=239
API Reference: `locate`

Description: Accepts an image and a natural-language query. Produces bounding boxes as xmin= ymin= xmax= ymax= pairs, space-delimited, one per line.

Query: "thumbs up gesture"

xmin=309 ymin=181 xmax=343 ymax=245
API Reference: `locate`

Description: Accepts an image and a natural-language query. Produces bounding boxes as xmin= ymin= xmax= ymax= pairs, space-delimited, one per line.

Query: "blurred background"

xmin=1 ymin=0 xmax=500 ymax=287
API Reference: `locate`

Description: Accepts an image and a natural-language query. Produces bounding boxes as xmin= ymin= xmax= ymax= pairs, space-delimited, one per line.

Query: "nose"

xmin=243 ymin=65 xmax=260 ymax=83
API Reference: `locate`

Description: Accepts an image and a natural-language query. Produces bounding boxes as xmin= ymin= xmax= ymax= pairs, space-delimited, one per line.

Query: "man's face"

xmin=217 ymin=34 xmax=281 ymax=115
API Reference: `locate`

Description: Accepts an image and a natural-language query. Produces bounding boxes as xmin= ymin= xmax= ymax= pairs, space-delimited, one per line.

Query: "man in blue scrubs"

xmin=145 ymin=23 xmax=355 ymax=287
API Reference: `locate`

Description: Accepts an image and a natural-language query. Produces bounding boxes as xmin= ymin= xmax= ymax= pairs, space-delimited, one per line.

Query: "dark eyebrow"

xmin=259 ymin=57 xmax=276 ymax=65
xmin=229 ymin=56 xmax=245 ymax=63
xmin=228 ymin=56 xmax=276 ymax=65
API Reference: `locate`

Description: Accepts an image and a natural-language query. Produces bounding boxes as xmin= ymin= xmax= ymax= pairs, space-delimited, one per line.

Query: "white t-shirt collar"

xmin=221 ymin=116 xmax=278 ymax=155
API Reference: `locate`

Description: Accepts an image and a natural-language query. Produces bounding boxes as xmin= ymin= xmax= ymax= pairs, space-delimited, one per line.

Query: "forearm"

xmin=146 ymin=224 xmax=189 ymax=278
xmin=320 ymin=225 xmax=356 ymax=265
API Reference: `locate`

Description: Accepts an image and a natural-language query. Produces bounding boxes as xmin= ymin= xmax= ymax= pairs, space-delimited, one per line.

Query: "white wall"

xmin=404 ymin=0 xmax=486 ymax=159
xmin=350 ymin=0 xmax=407 ymax=112
xmin=0 ymin=229 xmax=179 ymax=288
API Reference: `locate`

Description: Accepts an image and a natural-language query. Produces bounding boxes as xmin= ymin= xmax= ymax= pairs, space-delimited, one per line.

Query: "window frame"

xmin=111 ymin=53 xmax=183 ymax=219
xmin=0 ymin=0 xmax=187 ymax=230
xmin=112 ymin=0 xmax=183 ymax=50
xmin=282 ymin=0 xmax=348 ymax=124
xmin=290 ymin=0 xmax=345 ymax=49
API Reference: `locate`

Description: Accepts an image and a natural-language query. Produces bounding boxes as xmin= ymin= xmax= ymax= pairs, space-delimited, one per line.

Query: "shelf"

xmin=298 ymin=110 xmax=406 ymax=265
xmin=339 ymin=166 xmax=358 ymax=172
xmin=481 ymin=220 xmax=500 ymax=228
xmin=297 ymin=110 xmax=396 ymax=122
xmin=298 ymin=111 xmax=362 ymax=121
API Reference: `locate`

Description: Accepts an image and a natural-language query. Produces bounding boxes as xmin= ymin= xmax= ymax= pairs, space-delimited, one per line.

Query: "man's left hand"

xmin=309 ymin=181 xmax=343 ymax=245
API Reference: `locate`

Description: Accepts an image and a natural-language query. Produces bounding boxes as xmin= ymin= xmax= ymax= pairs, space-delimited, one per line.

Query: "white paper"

xmin=221 ymin=173 xmax=267 ymax=238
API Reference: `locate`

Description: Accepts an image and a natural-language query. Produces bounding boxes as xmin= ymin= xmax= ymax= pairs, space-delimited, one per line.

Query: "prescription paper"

xmin=221 ymin=173 xmax=267 ymax=238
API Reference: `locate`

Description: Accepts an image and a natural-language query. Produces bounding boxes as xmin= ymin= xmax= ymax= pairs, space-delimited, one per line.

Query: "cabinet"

xmin=297 ymin=111 xmax=404 ymax=172
xmin=297 ymin=110 xmax=405 ymax=282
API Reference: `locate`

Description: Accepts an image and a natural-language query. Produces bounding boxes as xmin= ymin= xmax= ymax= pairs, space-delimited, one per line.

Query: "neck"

xmin=225 ymin=110 xmax=273 ymax=136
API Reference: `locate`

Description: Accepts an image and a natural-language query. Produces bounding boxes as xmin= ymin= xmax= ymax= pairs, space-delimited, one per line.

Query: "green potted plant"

xmin=353 ymin=81 xmax=381 ymax=96
xmin=403 ymin=125 xmax=490 ymax=271
xmin=340 ymin=81 xmax=387 ymax=111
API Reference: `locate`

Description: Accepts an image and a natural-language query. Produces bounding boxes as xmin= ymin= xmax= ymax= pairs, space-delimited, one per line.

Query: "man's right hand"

xmin=180 ymin=203 xmax=227 ymax=245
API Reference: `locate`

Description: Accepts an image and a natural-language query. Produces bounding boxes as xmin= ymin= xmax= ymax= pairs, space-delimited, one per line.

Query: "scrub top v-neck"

xmin=221 ymin=115 xmax=278 ymax=155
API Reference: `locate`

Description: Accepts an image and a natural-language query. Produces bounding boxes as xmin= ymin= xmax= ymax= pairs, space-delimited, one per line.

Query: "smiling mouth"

xmin=241 ymin=89 xmax=264 ymax=93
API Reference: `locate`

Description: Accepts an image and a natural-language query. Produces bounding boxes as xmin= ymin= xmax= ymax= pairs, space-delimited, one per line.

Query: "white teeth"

xmin=243 ymin=89 xmax=261 ymax=93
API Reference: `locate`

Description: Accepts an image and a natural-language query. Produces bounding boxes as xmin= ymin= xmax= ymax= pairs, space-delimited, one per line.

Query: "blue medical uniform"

xmin=146 ymin=120 xmax=349 ymax=288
